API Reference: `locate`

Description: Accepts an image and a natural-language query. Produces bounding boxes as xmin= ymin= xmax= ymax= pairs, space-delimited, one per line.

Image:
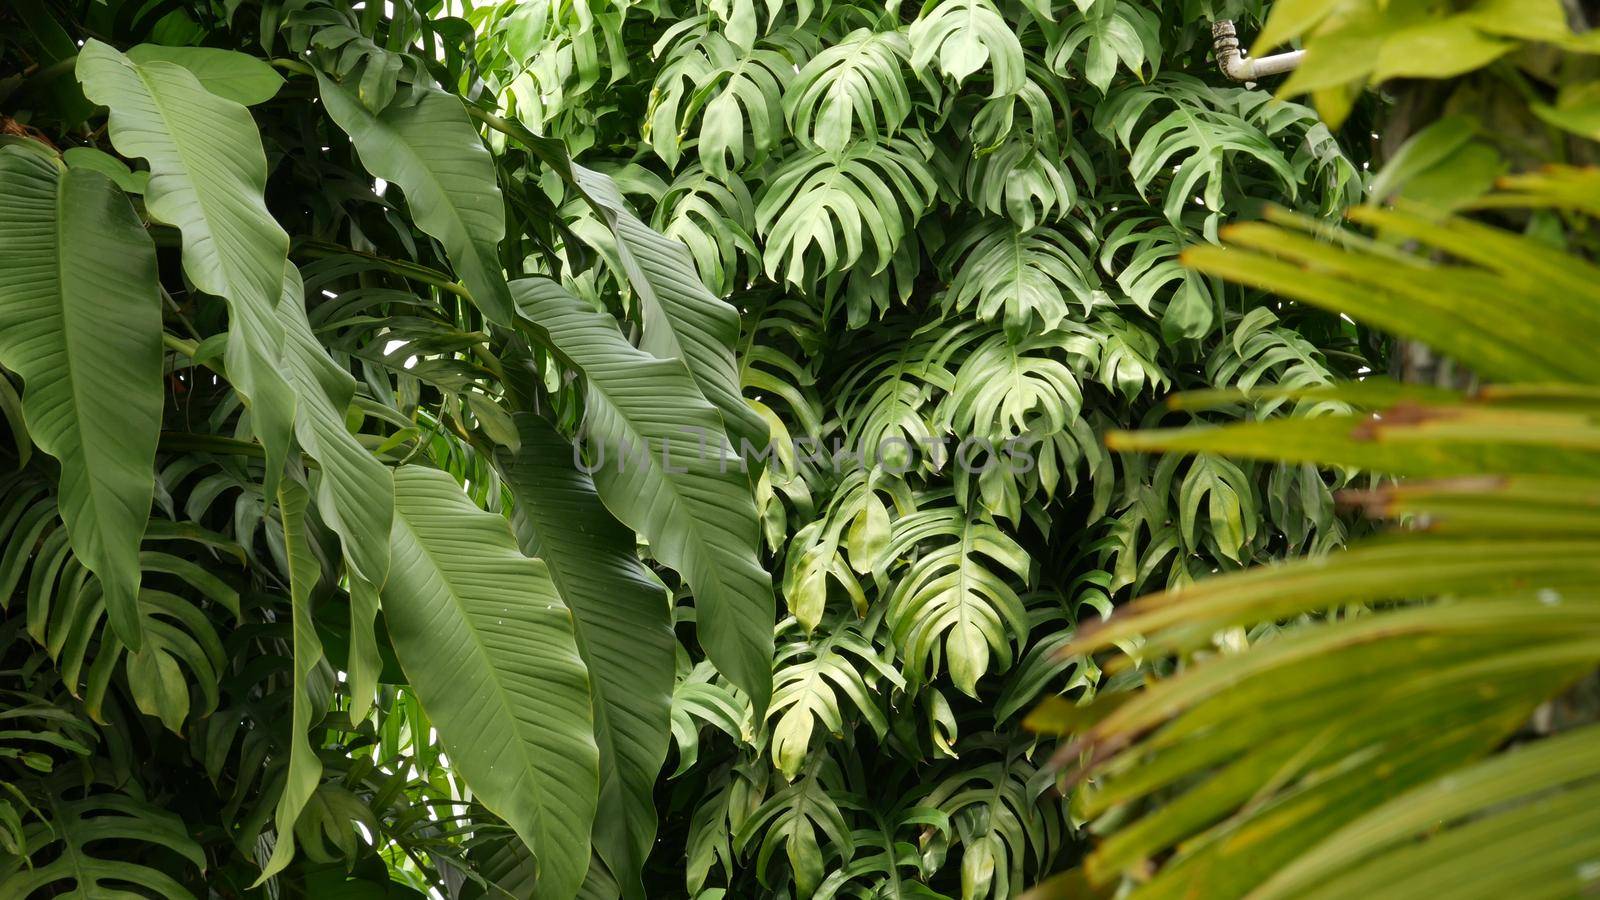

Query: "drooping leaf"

xmin=76 ymin=39 xmax=296 ymax=495
xmin=383 ymin=466 xmax=599 ymax=899
xmin=0 ymin=148 xmax=162 ymax=650
xmin=317 ymin=72 xmax=513 ymax=324
xmin=277 ymin=266 xmax=393 ymax=586
xmin=498 ymin=413 xmax=675 ymax=898
xmin=572 ymin=165 xmax=770 ymax=456
xmin=512 ymin=277 xmax=775 ymax=717
xmin=255 ymin=480 xmax=334 ymax=884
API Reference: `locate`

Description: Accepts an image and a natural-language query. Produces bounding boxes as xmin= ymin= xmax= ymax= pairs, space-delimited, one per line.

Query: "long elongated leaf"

xmin=1183 ymin=205 xmax=1600 ymax=383
xmin=317 ymin=73 xmax=513 ymax=325
xmin=0 ymin=148 xmax=161 ymax=650
xmin=1030 ymin=177 xmax=1600 ymax=900
xmin=498 ymin=413 xmax=675 ymax=899
xmin=383 ymin=466 xmax=598 ymax=899
xmin=1252 ymin=723 xmax=1600 ymax=899
xmin=277 ymin=266 xmax=392 ymax=586
xmin=255 ymin=480 xmax=333 ymax=883
xmin=571 ymin=165 xmax=769 ymax=455
xmin=512 ymin=277 xmax=775 ymax=716
xmin=76 ymin=39 xmax=296 ymax=494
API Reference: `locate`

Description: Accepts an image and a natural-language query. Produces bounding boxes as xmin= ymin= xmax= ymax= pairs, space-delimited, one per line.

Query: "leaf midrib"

xmin=392 ymin=509 xmax=548 ymax=813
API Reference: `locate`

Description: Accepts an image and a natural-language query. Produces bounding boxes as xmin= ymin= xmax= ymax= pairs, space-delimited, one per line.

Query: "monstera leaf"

xmin=755 ymin=138 xmax=938 ymax=289
xmin=1044 ymin=0 xmax=1162 ymax=93
xmin=882 ymin=503 xmax=1032 ymax=696
xmin=944 ymin=220 xmax=1104 ymax=338
xmin=1095 ymin=75 xmax=1306 ymax=224
xmin=648 ymin=27 xmax=798 ymax=176
xmin=768 ymin=621 xmax=902 ymax=780
xmin=910 ymin=0 xmax=1025 ymax=95
xmin=786 ymin=29 xmax=912 ymax=153
xmin=0 ymin=784 xmax=205 ymax=897
xmin=734 ymin=756 xmax=855 ymax=898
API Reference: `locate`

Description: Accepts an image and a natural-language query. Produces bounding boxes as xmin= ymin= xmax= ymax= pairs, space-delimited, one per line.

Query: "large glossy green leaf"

xmin=1045 ymin=0 xmax=1162 ymax=93
xmin=383 ymin=466 xmax=598 ymax=899
xmin=0 ymin=148 xmax=162 ymax=650
xmin=317 ymin=73 xmax=513 ymax=325
xmin=786 ymin=29 xmax=911 ymax=153
xmin=277 ymin=266 xmax=393 ymax=586
xmin=945 ymin=220 xmax=1103 ymax=340
xmin=512 ymin=277 xmax=775 ymax=716
xmin=1096 ymin=77 xmax=1305 ymax=224
xmin=753 ymin=138 xmax=938 ymax=292
xmin=125 ymin=44 xmax=284 ymax=106
xmin=497 ymin=413 xmax=675 ymax=899
xmin=572 ymin=165 xmax=770 ymax=456
xmin=769 ymin=624 xmax=901 ymax=780
xmin=646 ymin=28 xmax=796 ymax=177
xmin=76 ymin=39 xmax=296 ymax=493
xmin=255 ymin=480 xmax=334 ymax=883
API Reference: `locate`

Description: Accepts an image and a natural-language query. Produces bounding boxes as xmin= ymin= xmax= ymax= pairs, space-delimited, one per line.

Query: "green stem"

xmin=270 ymin=58 xmax=315 ymax=76
xmin=463 ymin=106 xmax=578 ymax=181
xmin=293 ymin=241 xmax=474 ymax=300
xmin=158 ymin=431 xmax=323 ymax=469
xmin=19 ymin=55 xmax=78 ymax=88
xmin=160 ymin=286 xmax=203 ymax=341
xmin=162 ymin=332 xmax=199 ymax=357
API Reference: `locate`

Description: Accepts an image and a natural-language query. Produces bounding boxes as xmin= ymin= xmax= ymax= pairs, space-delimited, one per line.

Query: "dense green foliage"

xmin=526 ymin=3 xmax=1374 ymax=896
xmin=13 ymin=0 xmax=1594 ymax=898
xmin=0 ymin=3 xmax=1375 ymax=894
xmin=1029 ymin=3 xmax=1600 ymax=898
xmin=2 ymin=1 xmax=774 ymax=895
